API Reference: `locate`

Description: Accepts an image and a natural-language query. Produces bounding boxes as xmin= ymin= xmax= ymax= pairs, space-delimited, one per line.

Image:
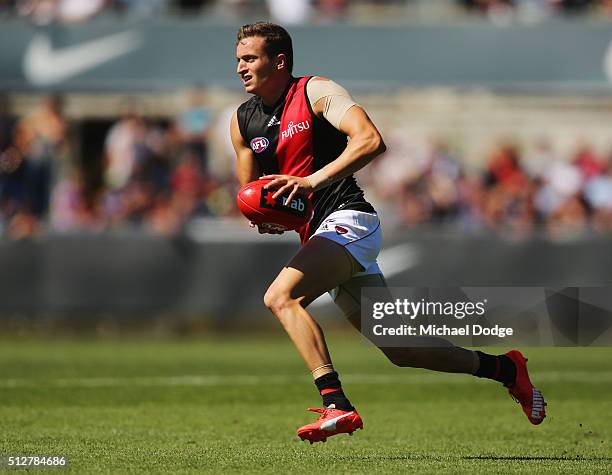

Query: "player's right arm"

xmin=230 ymin=111 xmax=283 ymax=234
xmin=230 ymin=111 xmax=260 ymax=186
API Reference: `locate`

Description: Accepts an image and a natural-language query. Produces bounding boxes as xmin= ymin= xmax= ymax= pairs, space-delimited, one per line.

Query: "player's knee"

xmin=263 ymin=286 xmax=294 ymax=317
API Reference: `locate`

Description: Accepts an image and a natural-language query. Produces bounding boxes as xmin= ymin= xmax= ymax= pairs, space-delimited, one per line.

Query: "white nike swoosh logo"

xmin=320 ymin=411 xmax=354 ymax=431
xmin=23 ymin=31 xmax=142 ymax=86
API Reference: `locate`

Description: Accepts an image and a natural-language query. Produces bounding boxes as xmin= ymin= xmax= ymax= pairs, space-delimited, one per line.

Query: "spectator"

xmin=423 ymin=139 xmax=462 ymax=223
xmin=0 ymin=95 xmax=15 ymax=152
xmin=16 ymin=0 xmax=57 ymax=24
xmin=584 ymin=155 xmax=612 ymax=232
xmin=456 ymin=174 xmax=487 ymax=231
xmin=104 ymin=103 xmax=145 ymax=191
xmin=175 ymin=88 xmax=213 ymax=172
xmin=50 ymin=168 xmax=96 ymax=232
xmin=483 ymin=142 xmax=528 ymax=194
xmin=534 ymin=157 xmax=582 ymax=218
xmin=15 ymin=95 xmax=68 ymax=221
xmin=314 ymin=0 xmax=348 ymax=21
xmin=56 ymin=0 xmax=107 ymax=22
xmin=170 ymin=151 xmax=208 ymax=218
xmin=267 ymin=0 xmax=312 ymax=24
xmin=0 ymin=153 xmax=34 ymax=238
xmin=17 ymin=0 xmax=109 ymax=23
xmin=547 ymin=194 xmax=589 ymax=238
xmin=572 ymin=139 xmax=605 ymax=181
xmin=523 ymin=137 xmax=556 ymax=179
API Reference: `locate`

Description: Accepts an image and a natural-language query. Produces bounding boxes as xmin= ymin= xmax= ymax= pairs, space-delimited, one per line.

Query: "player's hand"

xmin=249 ymin=222 xmax=285 ymax=234
xmin=261 ymin=174 xmax=313 ymax=204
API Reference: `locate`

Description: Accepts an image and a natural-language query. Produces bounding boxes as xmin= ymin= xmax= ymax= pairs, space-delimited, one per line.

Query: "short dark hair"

xmin=237 ymin=22 xmax=293 ymax=74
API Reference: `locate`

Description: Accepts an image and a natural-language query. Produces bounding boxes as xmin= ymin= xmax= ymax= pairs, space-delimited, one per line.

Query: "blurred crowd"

xmin=0 ymin=0 xmax=351 ymax=24
xmin=2 ymin=94 xmax=612 ymax=240
xmin=459 ymin=0 xmax=612 ymax=22
xmin=0 ymin=93 xmax=238 ymax=239
xmin=1 ymin=0 xmax=611 ymax=24
xmin=363 ymin=132 xmax=612 ymax=239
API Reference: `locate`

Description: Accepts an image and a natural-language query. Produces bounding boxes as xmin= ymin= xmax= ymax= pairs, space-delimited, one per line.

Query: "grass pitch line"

xmin=1 ymin=371 xmax=611 ymax=388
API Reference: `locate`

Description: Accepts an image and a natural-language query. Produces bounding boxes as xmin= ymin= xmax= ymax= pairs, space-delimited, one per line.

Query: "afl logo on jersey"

xmin=250 ymin=137 xmax=269 ymax=154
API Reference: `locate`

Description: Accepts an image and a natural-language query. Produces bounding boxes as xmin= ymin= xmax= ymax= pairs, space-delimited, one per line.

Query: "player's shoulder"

xmin=306 ymin=76 xmax=350 ymax=92
xmin=306 ymin=77 xmax=353 ymax=104
xmin=308 ymin=76 xmax=335 ymax=85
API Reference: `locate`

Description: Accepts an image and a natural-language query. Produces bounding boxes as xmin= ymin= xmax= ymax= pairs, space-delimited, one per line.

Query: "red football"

xmin=236 ymin=178 xmax=313 ymax=231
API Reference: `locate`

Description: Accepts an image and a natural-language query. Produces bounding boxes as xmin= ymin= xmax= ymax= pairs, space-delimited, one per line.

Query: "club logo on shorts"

xmin=250 ymin=137 xmax=269 ymax=154
xmin=335 ymin=225 xmax=349 ymax=235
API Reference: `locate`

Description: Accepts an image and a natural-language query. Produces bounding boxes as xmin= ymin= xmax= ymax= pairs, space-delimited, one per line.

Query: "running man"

xmin=230 ymin=22 xmax=546 ymax=444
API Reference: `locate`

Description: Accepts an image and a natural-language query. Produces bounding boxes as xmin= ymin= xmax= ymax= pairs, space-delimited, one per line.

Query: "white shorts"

xmin=310 ymin=209 xmax=382 ymax=276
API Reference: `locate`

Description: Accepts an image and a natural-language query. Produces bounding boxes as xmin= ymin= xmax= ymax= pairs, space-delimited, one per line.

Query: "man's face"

xmin=236 ymin=36 xmax=278 ymax=95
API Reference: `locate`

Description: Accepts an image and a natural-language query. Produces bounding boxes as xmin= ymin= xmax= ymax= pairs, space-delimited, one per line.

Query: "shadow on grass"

xmin=333 ymin=455 xmax=436 ymax=462
xmin=333 ymin=455 xmax=612 ymax=463
xmin=463 ymin=456 xmax=612 ymax=462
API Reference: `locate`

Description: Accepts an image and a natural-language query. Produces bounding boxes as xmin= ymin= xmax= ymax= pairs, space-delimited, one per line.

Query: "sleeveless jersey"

xmin=236 ymin=76 xmax=375 ymax=242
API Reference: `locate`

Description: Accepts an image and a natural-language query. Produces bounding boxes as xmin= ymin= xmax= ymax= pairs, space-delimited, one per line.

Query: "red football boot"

xmin=505 ymin=350 xmax=546 ymax=425
xmin=297 ymin=404 xmax=363 ymax=444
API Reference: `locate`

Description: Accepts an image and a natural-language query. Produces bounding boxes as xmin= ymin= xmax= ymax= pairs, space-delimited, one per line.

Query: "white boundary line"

xmin=1 ymin=371 xmax=611 ymax=388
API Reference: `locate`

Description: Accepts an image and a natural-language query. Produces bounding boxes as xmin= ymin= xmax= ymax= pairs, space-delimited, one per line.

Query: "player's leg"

xmin=334 ymin=273 xmax=546 ymax=424
xmin=334 ymin=274 xmax=479 ymax=373
xmin=263 ymin=236 xmax=358 ymax=378
xmin=264 ymin=236 xmax=364 ymax=442
xmin=337 ymin=275 xmax=474 ymax=371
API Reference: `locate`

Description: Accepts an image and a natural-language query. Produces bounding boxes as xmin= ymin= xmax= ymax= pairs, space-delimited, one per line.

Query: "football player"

xmin=230 ymin=22 xmax=545 ymax=443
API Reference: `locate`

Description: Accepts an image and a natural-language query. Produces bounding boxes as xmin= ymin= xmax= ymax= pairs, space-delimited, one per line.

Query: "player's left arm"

xmin=263 ymin=79 xmax=386 ymax=202
xmin=308 ymin=99 xmax=386 ymax=190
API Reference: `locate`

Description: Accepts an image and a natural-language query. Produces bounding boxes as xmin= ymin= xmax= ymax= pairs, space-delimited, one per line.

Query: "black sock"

xmin=474 ymin=351 xmax=516 ymax=386
xmin=314 ymin=371 xmax=354 ymax=411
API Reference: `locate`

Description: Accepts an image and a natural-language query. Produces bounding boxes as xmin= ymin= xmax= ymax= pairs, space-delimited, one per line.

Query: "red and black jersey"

xmin=237 ymin=76 xmax=375 ymax=242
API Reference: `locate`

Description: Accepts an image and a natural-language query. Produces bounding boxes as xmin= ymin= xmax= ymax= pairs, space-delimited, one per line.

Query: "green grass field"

xmin=1 ymin=333 xmax=611 ymax=474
